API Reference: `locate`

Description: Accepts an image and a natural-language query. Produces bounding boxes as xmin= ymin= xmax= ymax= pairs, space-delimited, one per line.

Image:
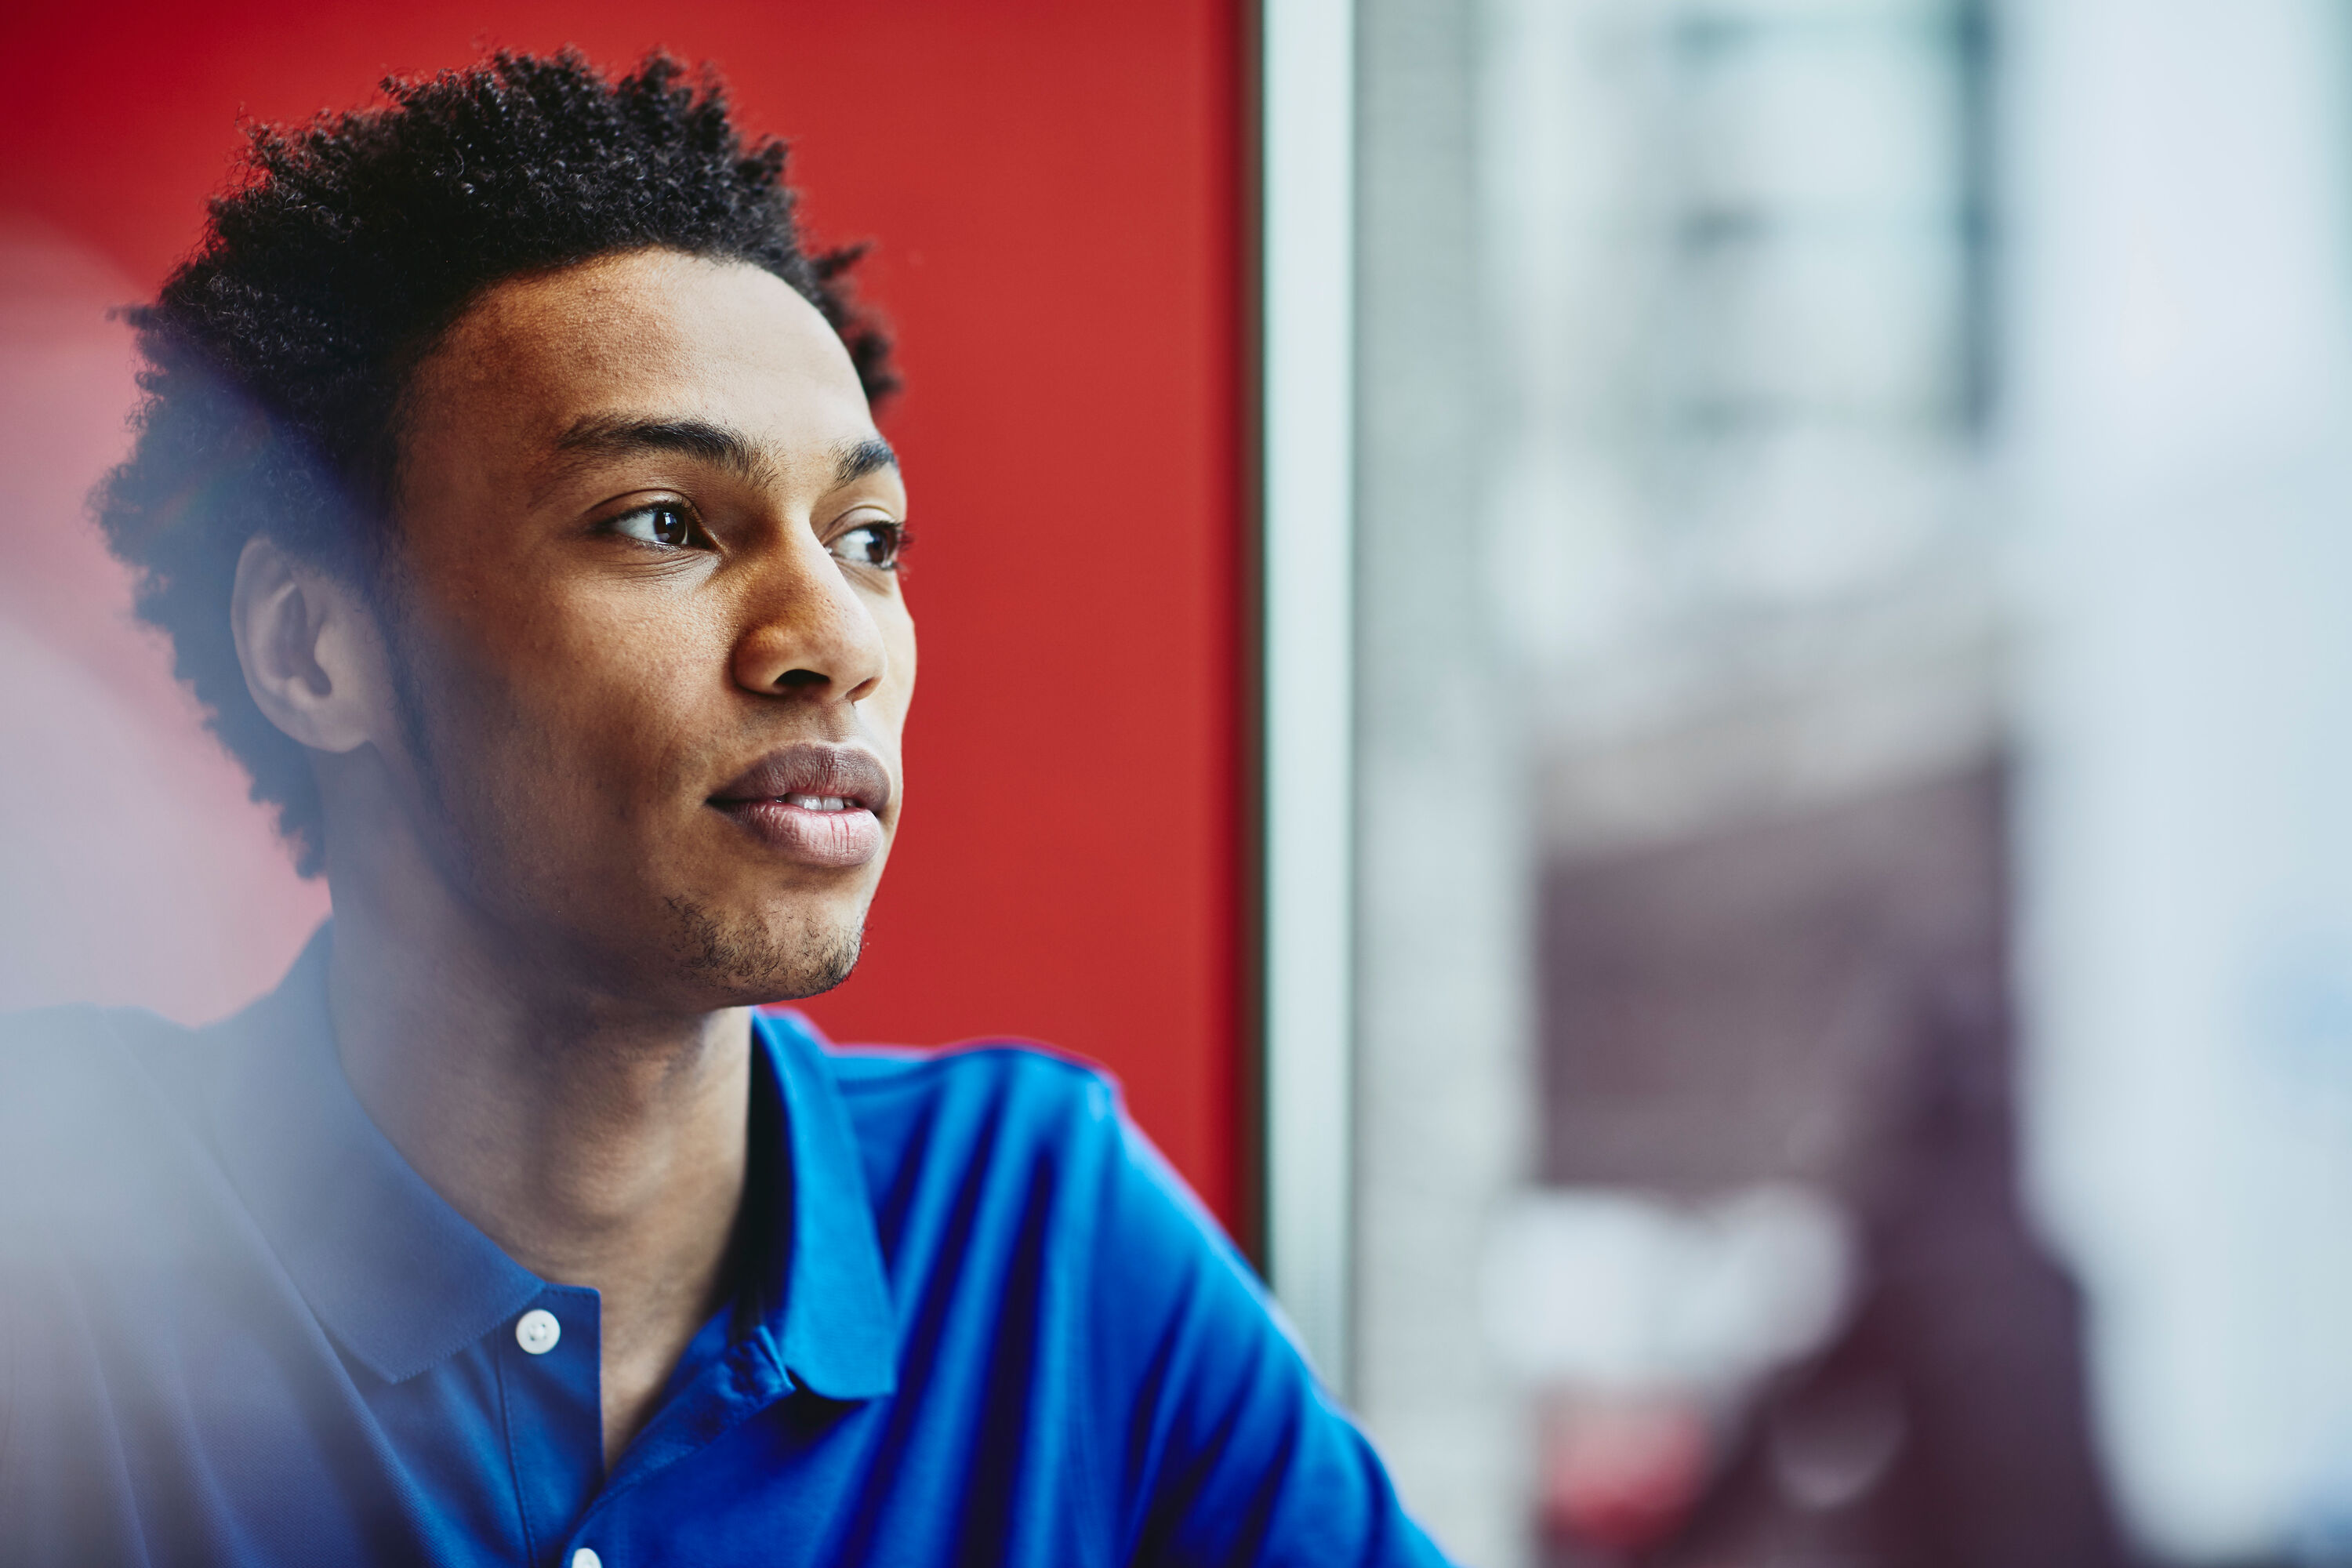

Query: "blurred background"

xmin=9 ymin=1 xmax=2352 ymax=1564
xmin=1346 ymin=0 xmax=2352 ymax=1563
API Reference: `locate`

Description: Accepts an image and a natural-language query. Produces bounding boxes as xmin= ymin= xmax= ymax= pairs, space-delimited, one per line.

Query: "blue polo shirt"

xmin=0 ymin=931 xmax=1447 ymax=1566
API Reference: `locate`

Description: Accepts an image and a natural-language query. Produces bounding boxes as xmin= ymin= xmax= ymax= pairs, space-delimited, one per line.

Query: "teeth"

xmin=783 ymin=793 xmax=851 ymax=811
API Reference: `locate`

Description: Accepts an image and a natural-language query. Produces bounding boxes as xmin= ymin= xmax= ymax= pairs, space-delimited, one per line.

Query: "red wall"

xmin=0 ymin=1 xmax=1247 ymax=1227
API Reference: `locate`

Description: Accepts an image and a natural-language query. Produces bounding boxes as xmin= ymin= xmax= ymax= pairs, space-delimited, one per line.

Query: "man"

xmin=0 ymin=50 xmax=1448 ymax=1566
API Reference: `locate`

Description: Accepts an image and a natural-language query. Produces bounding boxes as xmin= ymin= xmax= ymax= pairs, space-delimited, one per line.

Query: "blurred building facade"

xmin=1343 ymin=0 xmax=2352 ymax=1563
xmin=2006 ymin=1 xmax=2352 ymax=1560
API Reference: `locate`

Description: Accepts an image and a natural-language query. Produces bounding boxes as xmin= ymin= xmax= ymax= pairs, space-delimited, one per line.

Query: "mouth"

xmin=708 ymin=742 xmax=892 ymax=869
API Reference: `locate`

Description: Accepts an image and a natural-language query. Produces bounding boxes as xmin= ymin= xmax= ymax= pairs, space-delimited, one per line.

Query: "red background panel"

xmin=0 ymin=1 xmax=1246 ymax=1226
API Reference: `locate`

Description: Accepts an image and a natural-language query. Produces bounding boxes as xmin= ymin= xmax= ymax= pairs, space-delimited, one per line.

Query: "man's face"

xmin=378 ymin=249 xmax=914 ymax=1007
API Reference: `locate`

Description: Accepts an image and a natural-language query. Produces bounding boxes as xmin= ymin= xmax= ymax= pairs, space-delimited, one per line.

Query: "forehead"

xmin=408 ymin=249 xmax=878 ymax=474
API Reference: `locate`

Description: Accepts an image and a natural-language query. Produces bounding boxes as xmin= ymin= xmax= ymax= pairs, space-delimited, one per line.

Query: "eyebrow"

xmin=833 ymin=437 xmax=899 ymax=487
xmin=546 ymin=416 xmax=898 ymax=497
xmin=552 ymin=415 xmax=775 ymax=485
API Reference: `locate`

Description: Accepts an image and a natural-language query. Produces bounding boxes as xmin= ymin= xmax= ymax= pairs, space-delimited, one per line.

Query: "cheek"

xmin=430 ymin=583 xmax=732 ymax=807
xmin=878 ymin=610 xmax=918 ymax=731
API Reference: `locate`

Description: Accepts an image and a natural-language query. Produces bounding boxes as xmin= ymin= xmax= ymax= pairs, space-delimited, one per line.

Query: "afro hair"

xmin=94 ymin=48 xmax=894 ymax=876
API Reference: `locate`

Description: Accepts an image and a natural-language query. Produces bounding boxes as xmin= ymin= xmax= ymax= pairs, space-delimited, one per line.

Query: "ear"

xmin=230 ymin=534 xmax=392 ymax=756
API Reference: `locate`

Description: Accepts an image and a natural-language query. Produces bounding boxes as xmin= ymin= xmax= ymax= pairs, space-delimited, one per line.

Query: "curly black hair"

xmin=95 ymin=49 xmax=895 ymax=876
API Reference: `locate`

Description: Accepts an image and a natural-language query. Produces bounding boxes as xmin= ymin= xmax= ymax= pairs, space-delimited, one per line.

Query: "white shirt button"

xmin=571 ymin=1550 xmax=601 ymax=1568
xmin=515 ymin=1308 xmax=561 ymax=1356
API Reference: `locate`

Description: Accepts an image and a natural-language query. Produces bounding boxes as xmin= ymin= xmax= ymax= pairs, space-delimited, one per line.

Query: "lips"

xmin=708 ymin=742 xmax=892 ymax=869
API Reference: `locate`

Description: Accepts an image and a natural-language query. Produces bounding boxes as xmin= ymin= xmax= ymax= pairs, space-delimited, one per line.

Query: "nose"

xmin=728 ymin=528 xmax=890 ymax=706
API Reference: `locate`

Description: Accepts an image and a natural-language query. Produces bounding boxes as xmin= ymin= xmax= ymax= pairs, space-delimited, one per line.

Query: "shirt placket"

xmin=496 ymin=1283 xmax=606 ymax=1567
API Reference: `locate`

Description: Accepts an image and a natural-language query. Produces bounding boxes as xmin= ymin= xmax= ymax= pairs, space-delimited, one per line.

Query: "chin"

xmin=658 ymin=890 xmax=866 ymax=1004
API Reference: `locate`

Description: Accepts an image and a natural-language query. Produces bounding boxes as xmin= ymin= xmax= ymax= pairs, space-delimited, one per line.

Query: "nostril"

xmin=775 ymin=669 xmax=827 ymax=690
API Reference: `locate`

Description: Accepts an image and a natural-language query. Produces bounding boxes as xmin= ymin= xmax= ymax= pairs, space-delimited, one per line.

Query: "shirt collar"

xmin=750 ymin=1008 xmax=898 ymax=1401
xmin=205 ymin=926 xmax=898 ymax=1400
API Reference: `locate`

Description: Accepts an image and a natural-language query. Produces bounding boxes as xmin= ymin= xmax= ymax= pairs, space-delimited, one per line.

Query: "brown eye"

xmin=832 ymin=521 xmax=904 ymax=570
xmin=610 ymin=503 xmax=698 ymax=548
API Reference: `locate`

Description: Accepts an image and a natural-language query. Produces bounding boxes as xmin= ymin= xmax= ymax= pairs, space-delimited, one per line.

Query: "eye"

xmin=831 ymin=520 xmax=906 ymax=571
xmin=606 ymin=502 xmax=702 ymax=549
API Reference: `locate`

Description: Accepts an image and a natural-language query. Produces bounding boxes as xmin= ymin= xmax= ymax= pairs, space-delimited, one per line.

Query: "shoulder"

xmin=0 ymin=1002 xmax=140 ymax=1062
xmin=760 ymin=1011 xmax=1223 ymax=1270
xmin=0 ymin=1004 xmax=191 ymax=1138
xmin=0 ymin=1000 xmax=197 ymax=1061
xmin=768 ymin=1011 xmax=1126 ymax=1162
xmin=0 ymin=1005 xmax=220 ymax=1236
xmin=847 ymin=1042 xmax=1145 ymax=1232
xmin=828 ymin=1033 xmax=1123 ymax=1130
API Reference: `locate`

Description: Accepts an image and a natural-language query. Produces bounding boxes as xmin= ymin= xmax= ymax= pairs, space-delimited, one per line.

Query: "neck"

xmin=321 ymin=802 xmax=750 ymax=1468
